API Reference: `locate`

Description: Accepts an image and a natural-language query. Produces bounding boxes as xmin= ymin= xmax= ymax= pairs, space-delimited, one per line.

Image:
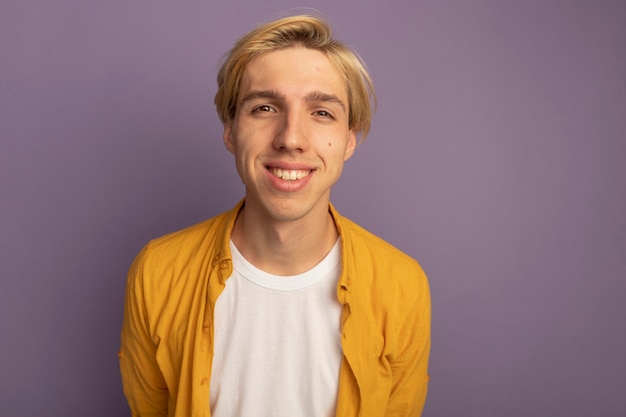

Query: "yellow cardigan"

xmin=119 ymin=200 xmax=431 ymax=416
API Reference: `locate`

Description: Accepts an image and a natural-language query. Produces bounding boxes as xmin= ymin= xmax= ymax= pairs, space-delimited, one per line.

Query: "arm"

xmin=386 ymin=277 xmax=432 ymax=416
xmin=119 ymin=248 xmax=169 ymax=417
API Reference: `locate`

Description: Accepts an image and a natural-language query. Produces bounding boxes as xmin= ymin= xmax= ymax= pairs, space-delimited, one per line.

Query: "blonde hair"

xmin=214 ymin=15 xmax=376 ymax=141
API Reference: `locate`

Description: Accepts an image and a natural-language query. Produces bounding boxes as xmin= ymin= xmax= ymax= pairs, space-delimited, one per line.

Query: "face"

xmin=224 ymin=47 xmax=357 ymax=224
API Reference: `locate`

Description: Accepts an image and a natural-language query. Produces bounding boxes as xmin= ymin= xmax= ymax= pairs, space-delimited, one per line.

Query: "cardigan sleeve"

xmin=119 ymin=247 xmax=169 ymax=417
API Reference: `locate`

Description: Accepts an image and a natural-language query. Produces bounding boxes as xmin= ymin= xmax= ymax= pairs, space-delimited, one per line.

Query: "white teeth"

xmin=270 ymin=168 xmax=310 ymax=181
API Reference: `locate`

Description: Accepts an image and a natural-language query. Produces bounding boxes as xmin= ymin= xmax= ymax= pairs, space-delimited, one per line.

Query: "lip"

xmin=264 ymin=164 xmax=315 ymax=192
xmin=264 ymin=160 xmax=316 ymax=170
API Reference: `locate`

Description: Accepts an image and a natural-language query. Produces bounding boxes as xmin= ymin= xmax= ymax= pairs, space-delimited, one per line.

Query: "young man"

xmin=119 ymin=14 xmax=431 ymax=417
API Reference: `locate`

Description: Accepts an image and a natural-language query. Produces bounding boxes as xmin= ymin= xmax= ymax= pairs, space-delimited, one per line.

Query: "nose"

xmin=272 ymin=109 xmax=308 ymax=152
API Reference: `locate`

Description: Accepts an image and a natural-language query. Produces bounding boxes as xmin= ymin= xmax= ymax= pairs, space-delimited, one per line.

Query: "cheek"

xmin=232 ymin=154 xmax=252 ymax=185
xmin=327 ymin=149 xmax=349 ymax=172
xmin=232 ymin=147 xmax=259 ymax=180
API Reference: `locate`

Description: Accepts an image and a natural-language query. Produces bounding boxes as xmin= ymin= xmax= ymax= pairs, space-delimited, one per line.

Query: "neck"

xmin=230 ymin=202 xmax=338 ymax=276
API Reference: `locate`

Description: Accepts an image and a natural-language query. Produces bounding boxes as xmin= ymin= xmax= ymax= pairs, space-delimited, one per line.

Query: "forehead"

xmin=238 ymin=47 xmax=348 ymax=103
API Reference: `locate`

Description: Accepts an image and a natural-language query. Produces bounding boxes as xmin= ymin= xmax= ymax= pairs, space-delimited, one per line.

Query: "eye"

xmin=253 ymin=105 xmax=275 ymax=113
xmin=313 ymin=110 xmax=334 ymax=119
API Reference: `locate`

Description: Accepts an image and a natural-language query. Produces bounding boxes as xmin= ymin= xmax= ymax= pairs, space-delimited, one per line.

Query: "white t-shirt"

xmin=209 ymin=239 xmax=343 ymax=417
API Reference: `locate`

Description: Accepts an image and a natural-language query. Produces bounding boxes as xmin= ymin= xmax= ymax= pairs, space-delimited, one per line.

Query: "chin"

xmin=265 ymin=204 xmax=309 ymax=223
xmin=257 ymin=196 xmax=315 ymax=222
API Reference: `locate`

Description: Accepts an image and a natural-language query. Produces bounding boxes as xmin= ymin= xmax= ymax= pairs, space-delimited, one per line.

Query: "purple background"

xmin=1 ymin=1 xmax=625 ymax=416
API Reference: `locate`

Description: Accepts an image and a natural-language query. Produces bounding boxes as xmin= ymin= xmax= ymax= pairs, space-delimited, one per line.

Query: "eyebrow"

xmin=240 ymin=90 xmax=346 ymax=112
xmin=240 ymin=90 xmax=285 ymax=105
xmin=305 ymin=91 xmax=346 ymax=112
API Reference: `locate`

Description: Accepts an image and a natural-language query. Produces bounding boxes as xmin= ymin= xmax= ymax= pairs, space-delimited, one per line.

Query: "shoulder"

xmin=339 ymin=216 xmax=418 ymax=264
xmin=148 ymin=201 xmax=241 ymax=258
xmin=145 ymin=210 xmax=229 ymax=257
xmin=333 ymin=208 xmax=430 ymax=328
xmin=335 ymin=212 xmax=424 ymax=276
xmin=333 ymin=209 xmax=429 ymax=294
xmin=128 ymin=203 xmax=240 ymax=287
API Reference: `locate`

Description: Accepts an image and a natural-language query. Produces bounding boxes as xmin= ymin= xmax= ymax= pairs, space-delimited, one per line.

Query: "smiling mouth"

xmin=268 ymin=167 xmax=312 ymax=181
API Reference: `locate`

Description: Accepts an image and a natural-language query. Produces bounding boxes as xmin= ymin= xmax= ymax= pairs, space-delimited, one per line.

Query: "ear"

xmin=223 ymin=122 xmax=236 ymax=154
xmin=343 ymin=130 xmax=357 ymax=161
